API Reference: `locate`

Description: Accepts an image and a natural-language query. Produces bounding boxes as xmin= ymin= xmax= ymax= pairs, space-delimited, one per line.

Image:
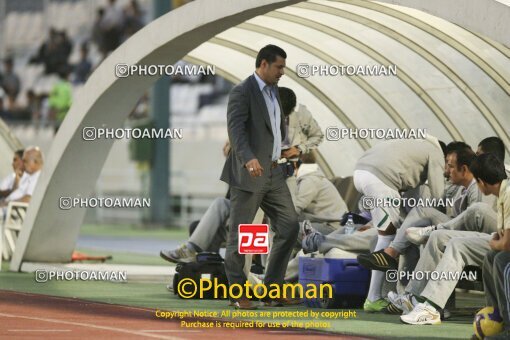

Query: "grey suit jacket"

xmin=220 ymin=74 xmax=285 ymax=193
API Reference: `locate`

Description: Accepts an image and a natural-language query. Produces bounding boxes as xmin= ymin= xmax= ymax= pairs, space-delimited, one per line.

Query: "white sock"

xmin=367 ymin=234 xmax=395 ymax=302
xmin=375 ymin=234 xmax=395 ymax=252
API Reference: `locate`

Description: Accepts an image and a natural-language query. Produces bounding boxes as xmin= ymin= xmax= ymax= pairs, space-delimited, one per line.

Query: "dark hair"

xmin=57 ymin=64 xmax=72 ymax=79
xmin=478 ymin=136 xmax=505 ymax=163
xmin=255 ymin=45 xmax=286 ymax=68
xmin=450 ymin=147 xmax=476 ymax=171
xmin=445 ymin=141 xmax=471 ymax=155
xmin=278 ymin=87 xmax=296 ymax=116
xmin=14 ymin=149 xmax=24 ymax=159
xmin=470 ymin=153 xmax=507 ymax=185
xmin=300 ymin=150 xmax=316 ymax=164
xmin=438 ymin=140 xmax=447 ymax=158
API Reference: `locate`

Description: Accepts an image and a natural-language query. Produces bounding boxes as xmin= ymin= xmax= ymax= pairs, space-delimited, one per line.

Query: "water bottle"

xmin=345 ymin=214 xmax=355 ymax=235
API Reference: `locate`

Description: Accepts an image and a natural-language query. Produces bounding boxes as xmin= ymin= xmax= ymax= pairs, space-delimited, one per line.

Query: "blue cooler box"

xmin=299 ymin=257 xmax=370 ymax=308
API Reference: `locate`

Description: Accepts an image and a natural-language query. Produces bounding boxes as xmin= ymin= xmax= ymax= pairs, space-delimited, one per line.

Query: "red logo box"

xmin=238 ymin=224 xmax=269 ymax=254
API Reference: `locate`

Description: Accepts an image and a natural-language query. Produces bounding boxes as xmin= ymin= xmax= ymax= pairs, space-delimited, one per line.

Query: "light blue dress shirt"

xmin=253 ymin=72 xmax=282 ymax=161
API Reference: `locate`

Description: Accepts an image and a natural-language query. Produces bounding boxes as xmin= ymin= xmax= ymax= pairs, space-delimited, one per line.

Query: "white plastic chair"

xmin=0 ymin=202 xmax=29 ymax=269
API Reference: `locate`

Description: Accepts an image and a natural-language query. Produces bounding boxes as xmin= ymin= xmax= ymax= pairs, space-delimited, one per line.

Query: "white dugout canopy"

xmin=9 ymin=0 xmax=510 ymax=268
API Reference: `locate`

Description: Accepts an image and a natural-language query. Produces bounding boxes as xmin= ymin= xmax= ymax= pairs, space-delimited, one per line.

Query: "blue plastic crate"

xmin=299 ymin=257 xmax=370 ymax=308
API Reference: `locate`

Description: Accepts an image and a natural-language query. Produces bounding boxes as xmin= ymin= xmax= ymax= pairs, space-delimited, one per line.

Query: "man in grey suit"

xmin=220 ymin=45 xmax=299 ymax=309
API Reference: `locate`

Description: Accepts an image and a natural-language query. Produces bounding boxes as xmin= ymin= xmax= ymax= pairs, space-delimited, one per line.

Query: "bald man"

xmin=1 ymin=146 xmax=44 ymax=206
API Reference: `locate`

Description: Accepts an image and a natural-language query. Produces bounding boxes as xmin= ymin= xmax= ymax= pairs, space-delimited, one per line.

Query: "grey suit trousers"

xmin=226 ymin=166 xmax=299 ymax=288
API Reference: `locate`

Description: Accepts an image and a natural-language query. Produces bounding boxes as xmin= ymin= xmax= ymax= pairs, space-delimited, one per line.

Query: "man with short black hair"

xmin=365 ymin=145 xmax=479 ymax=260
xmin=278 ymin=86 xmax=296 ymax=120
xmin=162 ymin=85 xmax=323 ymax=265
xmin=477 ymin=137 xmax=506 ymax=163
xmin=477 ymin=136 xmax=510 ymax=177
xmin=397 ymin=153 xmax=508 ymax=326
xmin=404 ymin=146 xmax=482 ymax=244
xmin=277 ymin=86 xmax=323 ymax=201
xmin=221 ymin=44 xmax=299 ymax=309
xmin=384 ymin=139 xmax=506 ymax=315
xmin=278 ymin=87 xmax=323 ymax=159
xmin=381 ymin=139 xmax=505 ymax=319
xmin=404 ymin=137 xmax=508 ymax=237
xmin=475 ymin=153 xmax=510 ymax=339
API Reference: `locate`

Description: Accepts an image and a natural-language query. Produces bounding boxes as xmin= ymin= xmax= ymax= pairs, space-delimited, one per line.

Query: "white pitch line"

xmin=0 ymin=313 xmax=183 ymax=340
xmin=8 ymin=329 xmax=72 ymax=332
xmin=140 ymin=330 xmax=202 ymax=333
xmin=6 ymin=291 xmax=154 ymax=312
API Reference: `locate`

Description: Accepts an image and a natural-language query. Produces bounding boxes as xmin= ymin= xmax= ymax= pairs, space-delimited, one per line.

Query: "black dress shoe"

xmin=234 ymin=298 xmax=258 ymax=310
xmin=263 ymin=297 xmax=302 ymax=307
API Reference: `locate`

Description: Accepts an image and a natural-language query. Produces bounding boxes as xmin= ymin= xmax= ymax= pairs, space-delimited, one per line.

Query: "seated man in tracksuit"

xmin=301 ymin=142 xmax=463 ymax=276
xmin=352 ymin=136 xmax=447 ymax=312
xmin=480 ymin=156 xmax=510 ymax=339
xmin=293 ymin=150 xmax=347 ymax=237
xmin=383 ymin=138 xmax=507 ymax=317
xmin=404 ymin=136 xmax=510 ymax=241
xmin=283 ymin=151 xmax=350 ymax=281
xmin=394 ymin=153 xmax=508 ymax=326
xmin=358 ymin=145 xmax=482 ymax=272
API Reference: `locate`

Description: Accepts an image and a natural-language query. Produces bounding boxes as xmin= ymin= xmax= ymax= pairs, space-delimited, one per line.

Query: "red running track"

xmin=0 ymin=290 xmax=371 ymax=339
